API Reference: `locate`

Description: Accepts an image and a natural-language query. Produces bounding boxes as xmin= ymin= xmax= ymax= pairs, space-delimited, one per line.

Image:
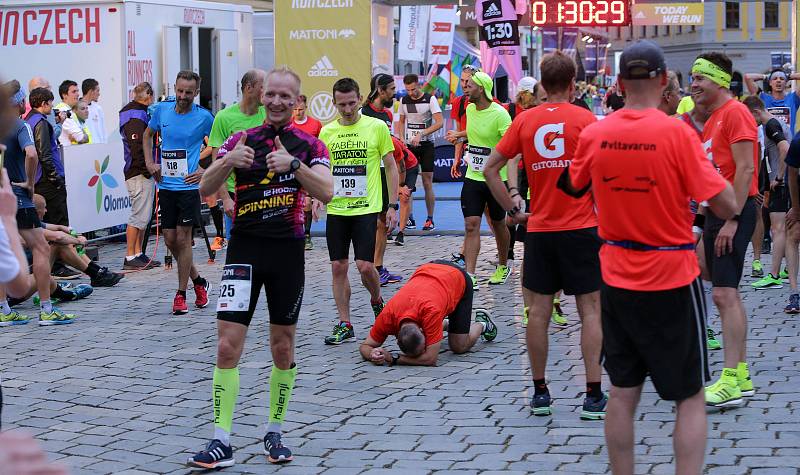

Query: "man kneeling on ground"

xmin=359 ymin=260 xmax=497 ymax=366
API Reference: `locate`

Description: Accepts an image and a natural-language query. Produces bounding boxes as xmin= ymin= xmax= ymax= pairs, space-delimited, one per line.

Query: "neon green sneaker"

xmin=488 ymin=265 xmax=510 ymax=285
xmin=551 ymin=299 xmax=568 ymax=326
xmin=474 ymin=308 xmax=497 ymax=341
xmin=522 ymin=306 xmax=529 ymax=326
xmin=38 ymin=307 xmax=76 ymax=326
xmin=780 ymin=268 xmax=789 ymax=280
xmin=737 ymin=362 xmax=755 ymax=397
xmin=469 ymin=273 xmax=479 ymax=291
xmin=751 ymin=259 xmax=764 ymax=278
xmin=751 ymin=273 xmax=783 ymax=289
xmin=705 ymin=369 xmax=743 ymax=408
xmin=706 ymin=328 xmax=722 ymax=350
xmin=0 ymin=310 xmax=30 ymax=326
xmin=324 ymin=321 xmax=354 ymax=345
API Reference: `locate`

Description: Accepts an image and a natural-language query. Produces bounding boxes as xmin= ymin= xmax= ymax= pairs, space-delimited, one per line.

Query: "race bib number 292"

xmin=216 ymin=264 xmax=252 ymax=312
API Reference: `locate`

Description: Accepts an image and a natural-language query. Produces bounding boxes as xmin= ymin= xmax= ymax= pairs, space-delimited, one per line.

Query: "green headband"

xmin=691 ymin=58 xmax=732 ymax=88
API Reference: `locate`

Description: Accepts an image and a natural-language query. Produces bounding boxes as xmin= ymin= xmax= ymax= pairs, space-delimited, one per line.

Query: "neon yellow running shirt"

xmin=465 ymin=102 xmax=511 ymax=182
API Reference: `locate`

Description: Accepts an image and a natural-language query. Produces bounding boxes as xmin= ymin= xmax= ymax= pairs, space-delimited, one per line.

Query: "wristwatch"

xmin=289 ymin=158 xmax=301 ymax=172
xmin=389 ymin=354 xmax=399 ymax=366
xmin=507 ymin=206 xmax=520 ymax=217
xmin=388 ymin=203 xmax=399 ymax=211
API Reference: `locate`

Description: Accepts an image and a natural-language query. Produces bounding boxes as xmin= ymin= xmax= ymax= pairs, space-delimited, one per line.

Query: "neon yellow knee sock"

xmin=213 ymin=366 xmax=239 ymax=445
xmin=267 ymin=364 xmax=297 ymax=434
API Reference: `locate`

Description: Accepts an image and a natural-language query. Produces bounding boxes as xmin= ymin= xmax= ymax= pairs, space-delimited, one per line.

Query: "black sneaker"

xmin=91 ymin=267 xmax=124 ymax=287
xmin=138 ymin=254 xmax=161 ymax=267
xmin=371 ymin=297 xmax=385 ymax=318
xmin=530 ymin=391 xmax=552 ymax=416
xmin=394 ymin=232 xmax=405 ymax=246
xmin=264 ymin=432 xmax=293 ymax=464
xmin=52 ymin=263 xmax=81 ymax=280
xmin=187 ymin=439 xmax=234 ymax=470
xmin=123 ymin=255 xmax=160 ymax=270
xmin=406 ymin=217 xmax=416 ymax=229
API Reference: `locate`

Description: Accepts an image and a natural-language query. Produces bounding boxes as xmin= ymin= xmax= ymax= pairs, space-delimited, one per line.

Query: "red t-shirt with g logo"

xmin=495 ymin=102 xmax=598 ymax=232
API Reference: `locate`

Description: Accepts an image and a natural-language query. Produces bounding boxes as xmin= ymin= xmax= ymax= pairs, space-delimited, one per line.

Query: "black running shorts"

xmin=16 ymin=207 xmax=42 ymax=230
xmin=410 ymin=141 xmax=435 ymax=173
xmin=601 ymin=278 xmax=710 ymax=401
xmin=429 ymin=260 xmax=473 ymax=334
xmin=326 ymin=213 xmax=378 ymax=262
xmin=159 ymin=189 xmax=201 ymax=229
xmin=461 ymin=177 xmax=505 ymax=221
xmin=404 ymin=164 xmax=419 ymax=191
xmin=523 ymin=227 xmax=601 ymax=295
xmin=703 ymin=198 xmax=757 ymax=288
xmin=217 ymin=236 xmax=304 ymax=327
xmin=768 ymin=186 xmax=790 ymax=214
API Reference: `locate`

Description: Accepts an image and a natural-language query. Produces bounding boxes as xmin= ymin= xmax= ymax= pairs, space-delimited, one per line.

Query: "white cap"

xmin=517 ymin=77 xmax=537 ymax=93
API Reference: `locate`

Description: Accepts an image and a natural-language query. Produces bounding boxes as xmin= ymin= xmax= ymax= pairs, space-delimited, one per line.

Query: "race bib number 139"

xmin=216 ymin=264 xmax=252 ymax=312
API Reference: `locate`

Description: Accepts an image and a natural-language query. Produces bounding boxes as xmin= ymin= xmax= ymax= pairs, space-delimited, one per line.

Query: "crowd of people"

xmin=0 ymin=37 xmax=798 ymax=474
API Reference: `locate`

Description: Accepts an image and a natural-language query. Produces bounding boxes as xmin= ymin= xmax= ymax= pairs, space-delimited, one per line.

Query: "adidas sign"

xmin=308 ymin=56 xmax=339 ymax=78
xmin=483 ymin=1 xmax=502 ymax=19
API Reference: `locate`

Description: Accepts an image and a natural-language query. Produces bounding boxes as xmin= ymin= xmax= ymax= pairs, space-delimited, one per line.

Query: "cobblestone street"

xmin=2 ymin=234 xmax=799 ymax=474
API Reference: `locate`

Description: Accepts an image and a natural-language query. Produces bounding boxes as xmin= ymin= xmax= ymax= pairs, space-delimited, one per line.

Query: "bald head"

xmin=29 ymin=77 xmax=50 ymax=91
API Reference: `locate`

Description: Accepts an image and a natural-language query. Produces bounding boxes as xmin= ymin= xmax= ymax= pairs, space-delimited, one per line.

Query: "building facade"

xmin=609 ymin=1 xmax=793 ymax=88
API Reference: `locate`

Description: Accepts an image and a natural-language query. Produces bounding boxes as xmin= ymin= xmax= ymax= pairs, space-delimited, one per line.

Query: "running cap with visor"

xmin=619 ymin=40 xmax=666 ymax=80
xmin=471 ymin=71 xmax=494 ymax=101
xmin=517 ymin=77 xmax=537 ymax=93
xmin=368 ymin=73 xmax=394 ymax=101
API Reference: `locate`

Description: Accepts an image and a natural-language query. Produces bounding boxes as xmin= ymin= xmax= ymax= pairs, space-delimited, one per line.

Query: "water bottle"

xmin=71 ymin=230 xmax=85 ymax=256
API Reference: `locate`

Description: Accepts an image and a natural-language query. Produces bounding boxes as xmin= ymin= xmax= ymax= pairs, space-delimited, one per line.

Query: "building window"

xmin=664 ymin=25 xmax=670 ymax=36
xmin=616 ymin=27 xmax=621 ymax=39
xmin=678 ymin=25 xmax=683 ymax=35
xmin=725 ymin=2 xmax=740 ymax=29
xmin=690 ymin=25 xmax=696 ymax=33
xmin=641 ymin=25 xmax=647 ymax=37
xmin=765 ymin=2 xmax=779 ymax=28
xmin=653 ymin=25 xmax=659 ymax=37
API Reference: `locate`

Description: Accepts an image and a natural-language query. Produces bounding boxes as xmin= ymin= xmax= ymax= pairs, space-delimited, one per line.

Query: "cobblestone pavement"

xmin=2 ymin=234 xmax=799 ymax=474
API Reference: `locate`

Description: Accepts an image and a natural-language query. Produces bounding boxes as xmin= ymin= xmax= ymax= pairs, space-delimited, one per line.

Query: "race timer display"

xmin=530 ymin=1 xmax=632 ymax=27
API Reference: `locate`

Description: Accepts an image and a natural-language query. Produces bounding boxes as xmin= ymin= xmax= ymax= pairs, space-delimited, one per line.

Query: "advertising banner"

xmin=475 ymin=0 xmax=523 ymax=85
xmin=64 ymin=143 xmax=131 ymax=233
xmin=428 ymin=5 xmax=458 ymax=66
xmin=398 ymin=6 xmax=430 ymax=62
xmin=632 ymin=3 xmax=704 ymax=26
xmin=372 ymin=3 xmax=394 ymax=75
xmin=275 ymin=0 xmax=371 ymax=123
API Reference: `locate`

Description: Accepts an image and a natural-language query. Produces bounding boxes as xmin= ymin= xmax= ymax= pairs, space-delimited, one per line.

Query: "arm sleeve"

xmin=308 ymin=138 xmax=330 ymax=168
xmin=123 ymin=118 xmax=147 ymax=161
xmin=208 ymin=114 xmax=228 ymax=148
xmin=765 ymin=118 xmax=787 ymax=144
xmin=147 ymin=105 xmax=161 ymax=132
xmin=17 ymin=122 xmax=34 ymax=149
xmin=724 ymin=106 xmax=758 ymax=144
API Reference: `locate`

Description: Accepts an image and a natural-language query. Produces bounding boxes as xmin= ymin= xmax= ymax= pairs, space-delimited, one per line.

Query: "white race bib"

xmin=216 ymin=264 xmax=252 ymax=312
xmin=405 ymin=123 xmax=426 ymax=143
xmin=465 ymin=145 xmax=491 ymax=172
xmin=333 ymin=164 xmax=368 ymax=197
xmin=161 ymin=149 xmax=188 ymax=178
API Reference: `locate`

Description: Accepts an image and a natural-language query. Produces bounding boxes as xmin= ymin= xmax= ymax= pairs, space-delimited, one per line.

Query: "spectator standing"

xmin=82 ymin=78 xmax=106 ymax=143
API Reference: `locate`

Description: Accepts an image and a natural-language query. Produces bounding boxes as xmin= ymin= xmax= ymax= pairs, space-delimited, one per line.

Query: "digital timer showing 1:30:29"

xmin=530 ymin=0 xmax=632 ymax=27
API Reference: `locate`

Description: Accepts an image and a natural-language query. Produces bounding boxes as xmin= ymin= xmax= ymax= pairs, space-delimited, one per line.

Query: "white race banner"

xmin=63 ymin=142 xmax=132 ymax=233
xmin=398 ymin=5 xmax=430 ymax=62
xmin=427 ymin=5 xmax=458 ymax=65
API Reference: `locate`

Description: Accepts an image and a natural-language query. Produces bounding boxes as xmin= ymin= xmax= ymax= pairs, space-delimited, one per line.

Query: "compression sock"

xmin=266 ymin=364 xmax=297 ymax=435
xmin=210 ymin=205 xmax=224 ymax=237
xmin=177 ymin=290 xmax=187 ymax=297
xmin=1 ymin=300 xmax=11 ymax=314
xmin=85 ymin=261 xmax=101 ymax=279
xmin=586 ymin=381 xmax=603 ymax=399
xmin=212 ymin=366 xmax=239 ymax=446
xmin=304 ymin=211 xmax=312 ymax=235
xmin=533 ymin=378 xmax=548 ymax=395
xmin=41 ymin=300 xmax=53 ymax=313
xmin=192 ymin=276 xmax=207 ymax=287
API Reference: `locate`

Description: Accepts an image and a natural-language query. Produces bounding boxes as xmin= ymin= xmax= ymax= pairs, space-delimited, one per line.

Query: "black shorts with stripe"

xmin=600 ymin=277 xmax=709 ymax=401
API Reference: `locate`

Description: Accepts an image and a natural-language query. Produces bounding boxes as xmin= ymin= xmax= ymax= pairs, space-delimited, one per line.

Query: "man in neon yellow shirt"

xmin=319 ymin=78 xmax=399 ymax=345
xmin=454 ymin=71 xmax=513 ymax=290
xmin=208 ymin=70 xmax=267 ymax=249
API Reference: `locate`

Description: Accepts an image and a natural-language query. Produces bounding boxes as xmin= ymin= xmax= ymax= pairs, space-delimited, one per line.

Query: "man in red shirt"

xmin=292 ymin=95 xmax=322 ymax=137
xmin=484 ymin=51 xmax=605 ymax=420
xmin=359 ymin=261 xmax=496 ymax=366
xmin=692 ymin=52 xmax=760 ymax=409
xmin=560 ymin=40 xmax=737 ymax=474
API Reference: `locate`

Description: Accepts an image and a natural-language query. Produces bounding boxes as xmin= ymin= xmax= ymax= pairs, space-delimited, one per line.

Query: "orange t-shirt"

xmin=569 ymin=108 xmax=729 ymax=291
xmin=702 ymin=99 xmax=759 ymax=197
xmin=369 ymin=263 xmax=466 ymax=346
xmin=293 ymin=116 xmax=323 ymax=137
xmin=495 ymin=102 xmax=598 ymax=232
xmin=391 ymin=135 xmax=419 ymax=169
